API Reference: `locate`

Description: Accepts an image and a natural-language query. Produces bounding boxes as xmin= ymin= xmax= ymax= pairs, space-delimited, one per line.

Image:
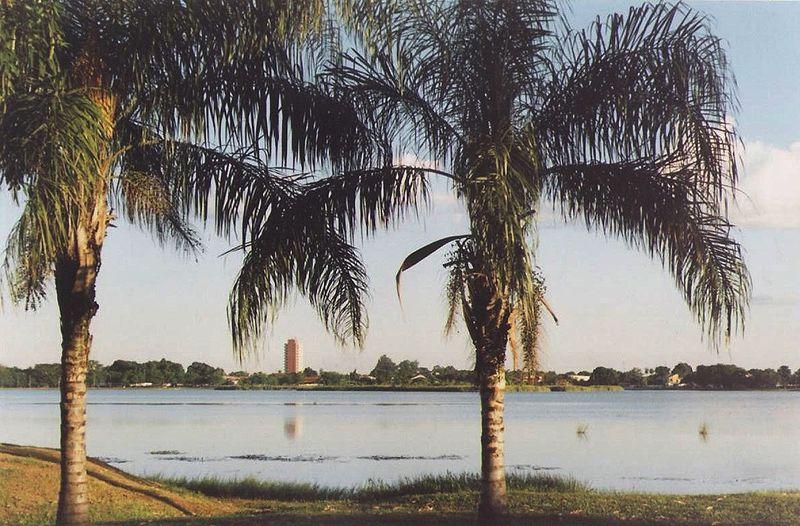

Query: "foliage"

xmin=0 ymin=363 xmax=61 ymax=387
xmin=0 ymin=0 xmax=382 ymax=354
xmin=588 ymin=367 xmax=622 ymax=386
xmin=394 ymin=359 xmax=420 ymax=384
xmin=673 ymin=362 xmax=694 ymax=378
xmin=152 ymin=471 xmax=586 ymax=503
xmin=2 ymin=358 xmax=796 ymax=389
xmin=369 ymin=354 xmax=397 ymax=383
xmin=185 ymin=362 xmax=225 ymax=387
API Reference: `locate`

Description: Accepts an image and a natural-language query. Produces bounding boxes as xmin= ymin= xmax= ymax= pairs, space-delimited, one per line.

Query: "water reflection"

xmin=284 ymin=415 xmax=302 ymax=440
xmin=576 ymin=422 xmax=589 ymax=441
xmin=698 ymin=422 xmax=709 ymax=443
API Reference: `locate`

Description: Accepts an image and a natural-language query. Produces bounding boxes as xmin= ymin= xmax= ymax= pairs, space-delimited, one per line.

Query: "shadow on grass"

xmin=99 ymin=511 xmax=660 ymax=526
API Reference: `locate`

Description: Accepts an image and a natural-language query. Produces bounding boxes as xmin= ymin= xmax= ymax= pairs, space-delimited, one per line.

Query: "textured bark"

xmin=54 ymin=197 xmax=108 ymax=526
xmin=478 ymin=350 xmax=508 ymax=522
xmin=53 ymin=42 xmax=115 ymax=525
xmin=464 ymin=275 xmax=512 ymax=524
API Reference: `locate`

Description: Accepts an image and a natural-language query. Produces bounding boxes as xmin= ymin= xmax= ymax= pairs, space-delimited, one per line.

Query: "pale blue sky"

xmin=2 ymin=1 xmax=799 ymax=373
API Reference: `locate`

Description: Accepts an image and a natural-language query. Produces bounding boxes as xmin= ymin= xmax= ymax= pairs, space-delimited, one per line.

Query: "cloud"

xmin=734 ymin=141 xmax=800 ymax=228
xmin=396 ymin=153 xmax=442 ymax=171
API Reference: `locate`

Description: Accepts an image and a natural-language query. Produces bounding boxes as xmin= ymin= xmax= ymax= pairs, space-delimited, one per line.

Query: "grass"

xmin=149 ymin=472 xmax=587 ymax=502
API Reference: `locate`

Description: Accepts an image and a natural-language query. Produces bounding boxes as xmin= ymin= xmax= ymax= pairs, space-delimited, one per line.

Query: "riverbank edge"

xmin=6 ymin=385 xmax=798 ymax=392
xmin=213 ymin=384 xmax=626 ymax=392
xmin=2 ymin=445 xmax=799 ymax=526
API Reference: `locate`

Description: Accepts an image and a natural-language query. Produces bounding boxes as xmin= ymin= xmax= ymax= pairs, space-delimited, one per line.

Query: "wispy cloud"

xmin=734 ymin=141 xmax=800 ymax=228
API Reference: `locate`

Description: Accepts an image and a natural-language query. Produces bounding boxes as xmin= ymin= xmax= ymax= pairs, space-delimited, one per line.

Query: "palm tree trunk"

xmin=477 ymin=340 xmax=508 ymax=522
xmin=54 ymin=204 xmax=107 ymax=526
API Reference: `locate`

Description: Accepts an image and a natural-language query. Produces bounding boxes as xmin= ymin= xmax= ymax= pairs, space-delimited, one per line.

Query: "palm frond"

xmin=539 ymin=2 xmax=738 ymax=195
xmin=396 ymin=235 xmax=470 ymax=303
xmin=302 ymin=164 xmax=434 ymax=238
xmin=3 ymin=195 xmax=56 ymax=309
xmin=443 ymin=249 xmax=468 ymax=338
xmin=545 ymin=158 xmax=750 ymax=340
xmin=113 ymin=170 xmax=201 ymax=254
xmin=229 ymin=222 xmax=369 ymax=357
xmin=67 ymin=0 xmax=374 ymax=169
xmin=115 ymin=121 xmax=299 ymax=246
xmin=0 ymin=88 xmax=107 ymax=195
xmin=0 ymin=0 xmax=63 ymax=103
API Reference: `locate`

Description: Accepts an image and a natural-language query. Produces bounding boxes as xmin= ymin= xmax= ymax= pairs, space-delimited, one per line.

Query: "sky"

xmin=1 ymin=1 xmax=799 ymax=374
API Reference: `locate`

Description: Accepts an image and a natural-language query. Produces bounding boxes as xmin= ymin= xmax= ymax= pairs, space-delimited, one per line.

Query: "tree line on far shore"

xmin=2 ymin=356 xmax=798 ymax=390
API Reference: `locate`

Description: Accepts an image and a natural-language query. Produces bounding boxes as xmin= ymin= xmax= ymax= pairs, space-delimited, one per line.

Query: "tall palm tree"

xmin=227 ymin=1 xmax=750 ymax=522
xmin=0 ymin=2 xmax=370 ymax=524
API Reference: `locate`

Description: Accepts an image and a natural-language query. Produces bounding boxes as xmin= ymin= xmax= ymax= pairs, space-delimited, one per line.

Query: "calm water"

xmin=1 ymin=389 xmax=797 ymax=493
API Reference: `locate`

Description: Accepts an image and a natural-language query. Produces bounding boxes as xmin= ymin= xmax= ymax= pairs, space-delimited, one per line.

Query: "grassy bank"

xmin=149 ymin=472 xmax=586 ymax=502
xmin=1 ymin=445 xmax=798 ymax=525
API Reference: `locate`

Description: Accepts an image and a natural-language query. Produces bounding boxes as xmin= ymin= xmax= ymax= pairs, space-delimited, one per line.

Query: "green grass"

xmin=149 ymin=472 xmax=587 ymax=502
xmin=102 ymin=488 xmax=800 ymax=526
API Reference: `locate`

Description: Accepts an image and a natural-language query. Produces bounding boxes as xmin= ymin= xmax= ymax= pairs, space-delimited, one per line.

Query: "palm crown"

xmin=0 ymin=0 xmax=372 ymax=306
xmin=305 ymin=0 xmax=750 ymax=357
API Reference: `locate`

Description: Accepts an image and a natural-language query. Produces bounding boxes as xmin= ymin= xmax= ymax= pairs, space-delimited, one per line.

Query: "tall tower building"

xmin=283 ymin=338 xmax=301 ymax=374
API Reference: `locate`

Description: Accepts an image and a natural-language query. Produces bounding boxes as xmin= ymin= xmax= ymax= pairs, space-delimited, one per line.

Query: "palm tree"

xmin=227 ymin=1 xmax=750 ymax=522
xmin=0 ymin=2 xmax=370 ymax=524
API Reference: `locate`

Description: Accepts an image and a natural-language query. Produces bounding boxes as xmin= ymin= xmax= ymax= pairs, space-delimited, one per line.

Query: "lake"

xmin=1 ymin=389 xmax=797 ymax=493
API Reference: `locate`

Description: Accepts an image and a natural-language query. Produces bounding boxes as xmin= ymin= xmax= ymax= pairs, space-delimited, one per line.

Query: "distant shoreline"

xmin=4 ymin=384 xmax=798 ymax=392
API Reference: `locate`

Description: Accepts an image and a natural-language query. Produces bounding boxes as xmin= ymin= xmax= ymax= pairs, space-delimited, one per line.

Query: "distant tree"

xmin=505 ymin=370 xmax=525 ymax=385
xmin=589 ymin=367 xmax=621 ymax=386
xmin=0 ymin=365 xmax=29 ymax=387
xmin=688 ymin=364 xmax=748 ymax=389
xmin=394 ymin=360 xmax=420 ymax=384
xmin=748 ymin=368 xmax=780 ymax=389
xmin=185 ymin=362 xmax=225 ymax=386
xmin=649 ymin=366 xmax=671 ymax=386
xmin=242 ymin=372 xmax=270 ymax=386
xmin=777 ymin=365 xmax=793 ymax=386
xmin=160 ymin=360 xmax=186 ymax=385
xmin=621 ymin=368 xmax=645 ymax=387
xmin=142 ymin=361 xmax=166 ymax=385
xmin=29 ymin=364 xmax=61 ymax=387
xmin=302 ymin=367 xmax=318 ymax=377
xmin=541 ymin=371 xmax=558 ymax=385
xmin=86 ymin=361 xmax=107 ymax=388
xmin=672 ymin=363 xmax=694 ymax=378
xmin=0 ymin=366 xmax=12 ymax=387
xmin=370 ymin=355 xmax=397 ymax=384
xmin=320 ymin=371 xmax=346 ymax=385
xmin=106 ymin=360 xmax=144 ymax=386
